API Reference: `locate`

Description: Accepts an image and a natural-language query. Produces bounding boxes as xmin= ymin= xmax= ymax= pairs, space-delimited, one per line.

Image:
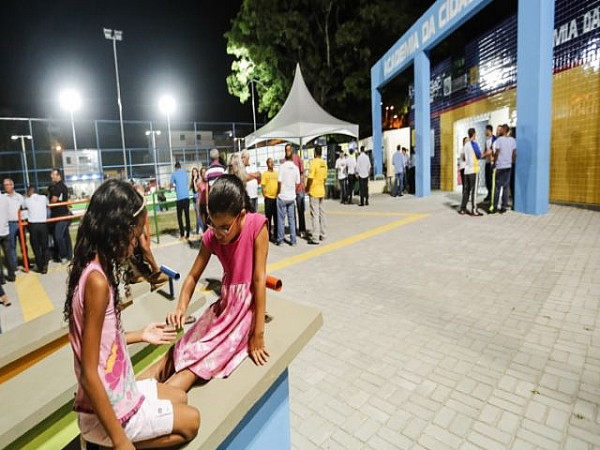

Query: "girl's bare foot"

xmin=1 ymin=295 xmax=11 ymax=306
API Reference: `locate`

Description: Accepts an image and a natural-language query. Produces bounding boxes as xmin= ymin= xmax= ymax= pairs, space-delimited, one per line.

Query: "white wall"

xmin=383 ymin=128 xmax=411 ymax=178
xmin=452 ymin=107 xmax=510 ymax=190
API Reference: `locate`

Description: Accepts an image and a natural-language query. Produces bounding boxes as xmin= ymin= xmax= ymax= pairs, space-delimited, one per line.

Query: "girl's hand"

xmin=166 ymin=308 xmax=187 ymax=330
xmin=249 ymin=331 xmax=270 ymax=365
xmin=141 ymin=322 xmax=177 ymax=345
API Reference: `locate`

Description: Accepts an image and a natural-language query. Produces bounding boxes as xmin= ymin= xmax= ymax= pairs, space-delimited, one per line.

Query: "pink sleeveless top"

xmin=69 ymin=260 xmax=144 ymax=423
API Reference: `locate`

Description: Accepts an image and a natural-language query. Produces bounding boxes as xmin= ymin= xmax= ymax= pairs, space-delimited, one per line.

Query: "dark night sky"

xmin=0 ymin=0 xmax=251 ymax=123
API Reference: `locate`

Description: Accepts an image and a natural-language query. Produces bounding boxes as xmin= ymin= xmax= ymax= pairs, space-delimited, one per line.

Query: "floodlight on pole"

xmin=11 ymin=135 xmax=33 ymax=187
xmin=159 ymin=96 xmax=175 ymax=168
xmin=59 ymin=89 xmax=81 ymax=151
xmin=146 ymin=129 xmax=162 ymax=187
xmin=103 ymin=27 xmax=128 ymax=179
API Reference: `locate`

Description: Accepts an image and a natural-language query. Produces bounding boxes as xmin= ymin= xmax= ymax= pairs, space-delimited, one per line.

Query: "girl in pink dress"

xmin=65 ymin=179 xmax=199 ymax=448
xmin=144 ymin=174 xmax=270 ymax=392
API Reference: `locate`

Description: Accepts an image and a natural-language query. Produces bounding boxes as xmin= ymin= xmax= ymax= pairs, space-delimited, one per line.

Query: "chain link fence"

xmin=0 ymin=117 xmax=257 ymax=194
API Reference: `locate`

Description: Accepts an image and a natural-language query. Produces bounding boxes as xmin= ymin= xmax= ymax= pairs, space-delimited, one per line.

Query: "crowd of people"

xmin=458 ymin=123 xmax=517 ymax=216
xmin=185 ymin=144 xmax=349 ymax=247
xmin=333 ymin=145 xmax=372 ymax=206
xmin=0 ymin=142 xmax=360 ymax=307
xmin=0 ymin=169 xmax=74 ymax=307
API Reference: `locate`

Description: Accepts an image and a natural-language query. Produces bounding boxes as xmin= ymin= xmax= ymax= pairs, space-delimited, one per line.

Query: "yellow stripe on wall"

xmin=437 ymin=65 xmax=600 ymax=205
xmin=16 ymin=274 xmax=55 ymax=322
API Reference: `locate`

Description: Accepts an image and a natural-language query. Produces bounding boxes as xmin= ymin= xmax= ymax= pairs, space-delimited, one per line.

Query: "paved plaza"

xmin=1 ymin=192 xmax=599 ymax=449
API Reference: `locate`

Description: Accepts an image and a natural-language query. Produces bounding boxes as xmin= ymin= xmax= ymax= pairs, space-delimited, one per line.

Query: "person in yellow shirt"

xmin=261 ymin=158 xmax=279 ymax=241
xmin=306 ymin=146 xmax=327 ymax=245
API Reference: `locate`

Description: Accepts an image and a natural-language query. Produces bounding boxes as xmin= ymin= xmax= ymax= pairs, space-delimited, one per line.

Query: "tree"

xmin=225 ymin=0 xmax=424 ymax=135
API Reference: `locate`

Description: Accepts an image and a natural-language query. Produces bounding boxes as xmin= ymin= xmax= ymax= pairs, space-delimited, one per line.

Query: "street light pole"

xmin=103 ymin=28 xmax=128 ymax=179
xmin=70 ymin=110 xmax=78 ymax=151
xmin=11 ymin=135 xmax=32 ymax=187
xmin=251 ymin=79 xmax=257 ymax=132
xmin=166 ymin=111 xmax=173 ymax=167
xmin=59 ymin=89 xmax=81 ymax=152
xmin=159 ymin=96 xmax=176 ymax=169
xmin=145 ymin=130 xmax=162 ymax=187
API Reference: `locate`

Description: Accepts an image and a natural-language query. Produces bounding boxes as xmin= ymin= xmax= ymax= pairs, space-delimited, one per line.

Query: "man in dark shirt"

xmin=48 ymin=168 xmax=72 ymax=261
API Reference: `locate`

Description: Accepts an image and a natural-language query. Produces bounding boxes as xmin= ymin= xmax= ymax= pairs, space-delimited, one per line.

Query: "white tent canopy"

xmin=244 ymin=64 xmax=359 ymax=148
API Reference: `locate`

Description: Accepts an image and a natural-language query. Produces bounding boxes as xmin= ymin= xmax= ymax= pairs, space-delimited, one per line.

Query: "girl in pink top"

xmin=65 ymin=179 xmax=199 ymax=449
xmin=143 ymin=175 xmax=270 ymax=392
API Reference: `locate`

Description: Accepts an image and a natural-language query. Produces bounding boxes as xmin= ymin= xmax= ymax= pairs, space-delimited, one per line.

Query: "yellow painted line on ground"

xmin=267 ymin=213 xmax=427 ymax=273
xmin=17 ymin=211 xmax=421 ymax=323
xmin=326 ymin=210 xmax=414 ymax=217
xmin=15 ymin=273 xmax=55 ymax=322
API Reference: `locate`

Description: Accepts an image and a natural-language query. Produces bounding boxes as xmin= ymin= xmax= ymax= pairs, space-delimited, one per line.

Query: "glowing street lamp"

xmin=159 ymin=96 xmax=175 ymax=168
xmin=11 ymin=134 xmax=33 ymax=187
xmin=145 ymin=129 xmax=162 ymax=187
xmin=103 ymin=27 xmax=128 ymax=179
xmin=59 ymin=89 xmax=81 ymax=150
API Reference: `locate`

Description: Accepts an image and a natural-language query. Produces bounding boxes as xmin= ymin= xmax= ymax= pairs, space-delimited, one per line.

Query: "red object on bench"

xmin=266 ymin=276 xmax=282 ymax=292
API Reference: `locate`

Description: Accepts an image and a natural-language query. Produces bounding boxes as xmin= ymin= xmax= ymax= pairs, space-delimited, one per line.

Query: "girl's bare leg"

xmin=138 ymin=347 xmax=176 ymax=383
xmin=166 ymin=369 xmax=198 ymax=393
xmin=139 ymin=233 xmax=160 ymax=273
xmin=157 ymin=382 xmax=188 ymax=405
xmin=134 ymin=403 xmax=200 ymax=449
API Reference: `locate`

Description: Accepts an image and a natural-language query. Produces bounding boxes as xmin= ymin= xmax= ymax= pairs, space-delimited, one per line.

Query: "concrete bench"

xmin=0 ymin=284 xmax=202 ymax=449
xmin=183 ymin=296 xmax=322 ymax=449
xmin=0 ymin=291 xmax=322 ymax=449
xmin=0 ymin=283 xmax=150 ymax=372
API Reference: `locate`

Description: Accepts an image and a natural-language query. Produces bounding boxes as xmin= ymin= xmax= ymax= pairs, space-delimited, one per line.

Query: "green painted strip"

xmin=5 ymin=402 xmax=77 ymax=450
xmin=5 ymin=341 xmax=177 ymax=449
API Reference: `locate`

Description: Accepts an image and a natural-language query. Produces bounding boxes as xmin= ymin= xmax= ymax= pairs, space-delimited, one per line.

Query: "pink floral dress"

xmin=174 ymin=212 xmax=267 ymax=379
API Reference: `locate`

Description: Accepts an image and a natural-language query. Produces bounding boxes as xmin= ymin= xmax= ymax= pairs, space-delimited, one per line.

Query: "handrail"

xmin=18 ymin=199 xmax=151 ymax=273
xmin=47 ymin=199 xmax=89 ymax=208
xmin=17 ymin=209 xmax=86 ymax=273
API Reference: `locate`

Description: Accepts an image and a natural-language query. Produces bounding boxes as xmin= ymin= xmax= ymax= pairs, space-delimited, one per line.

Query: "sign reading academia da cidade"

xmin=382 ymin=0 xmax=491 ymax=82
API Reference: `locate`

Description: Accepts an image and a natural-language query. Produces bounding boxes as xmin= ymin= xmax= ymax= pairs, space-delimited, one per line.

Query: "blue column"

xmin=219 ymin=369 xmax=290 ymax=449
xmin=414 ymin=51 xmax=431 ymax=197
xmin=371 ymin=78 xmax=383 ymax=176
xmin=515 ymin=0 xmax=554 ymax=215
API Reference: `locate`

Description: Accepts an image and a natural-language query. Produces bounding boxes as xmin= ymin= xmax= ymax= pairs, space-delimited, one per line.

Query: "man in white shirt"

xmin=0 ymin=194 xmax=16 ymax=282
xmin=491 ymin=124 xmax=517 ymax=213
xmin=3 ymin=178 xmax=27 ymax=269
xmin=25 ymin=186 xmax=49 ymax=273
xmin=241 ymin=150 xmax=261 ymax=212
xmin=335 ymin=151 xmax=347 ymax=204
xmin=459 ymin=129 xmax=483 ymax=216
xmin=276 ymin=146 xmax=301 ymax=246
xmin=356 ymin=146 xmax=372 ymax=206
xmin=346 ymin=148 xmax=357 ymax=204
